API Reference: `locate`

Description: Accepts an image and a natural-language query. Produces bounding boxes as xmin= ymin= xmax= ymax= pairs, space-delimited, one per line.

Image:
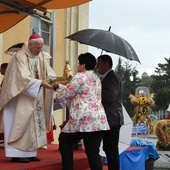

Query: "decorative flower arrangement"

xmin=155 ymin=119 xmax=170 ymax=150
xmin=129 ymin=86 xmax=155 ymax=133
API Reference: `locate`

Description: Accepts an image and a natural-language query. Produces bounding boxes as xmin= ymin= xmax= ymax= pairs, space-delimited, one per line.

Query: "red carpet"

xmin=0 ymin=144 xmax=91 ymax=170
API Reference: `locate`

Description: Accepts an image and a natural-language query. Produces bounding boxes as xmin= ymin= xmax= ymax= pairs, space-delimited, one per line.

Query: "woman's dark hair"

xmin=1 ymin=63 xmax=8 ymax=69
xmin=78 ymin=52 xmax=96 ymax=70
xmin=97 ymin=54 xmax=113 ymax=68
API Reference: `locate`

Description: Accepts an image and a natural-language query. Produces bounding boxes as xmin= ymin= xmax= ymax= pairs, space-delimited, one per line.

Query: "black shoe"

xmin=11 ymin=157 xmax=30 ymax=163
xmin=28 ymin=157 xmax=41 ymax=162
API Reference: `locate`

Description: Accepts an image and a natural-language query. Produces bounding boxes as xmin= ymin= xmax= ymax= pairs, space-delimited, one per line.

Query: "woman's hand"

xmin=52 ymin=81 xmax=60 ymax=90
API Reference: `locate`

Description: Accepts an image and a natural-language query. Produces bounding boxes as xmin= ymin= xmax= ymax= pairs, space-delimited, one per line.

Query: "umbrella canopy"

xmin=100 ymin=105 xmax=133 ymax=156
xmin=0 ymin=0 xmax=91 ymax=33
xmin=4 ymin=42 xmax=52 ymax=58
xmin=66 ymin=28 xmax=141 ymax=63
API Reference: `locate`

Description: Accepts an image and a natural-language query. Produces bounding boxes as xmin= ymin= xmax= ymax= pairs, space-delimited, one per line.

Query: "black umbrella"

xmin=4 ymin=42 xmax=52 ymax=58
xmin=66 ymin=27 xmax=141 ymax=63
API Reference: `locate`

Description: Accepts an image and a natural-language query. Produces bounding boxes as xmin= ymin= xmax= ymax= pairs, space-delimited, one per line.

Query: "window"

xmin=32 ymin=17 xmax=51 ymax=46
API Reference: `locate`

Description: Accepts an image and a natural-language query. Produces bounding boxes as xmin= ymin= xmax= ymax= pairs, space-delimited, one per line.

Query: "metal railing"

xmin=151 ymin=110 xmax=169 ymax=120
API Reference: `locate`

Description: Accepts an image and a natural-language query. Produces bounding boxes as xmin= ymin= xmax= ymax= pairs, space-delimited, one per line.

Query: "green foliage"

xmin=150 ymin=57 xmax=170 ymax=110
xmin=115 ymin=55 xmax=170 ymax=117
xmin=114 ymin=57 xmax=170 ymax=117
xmin=140 ymin=72 xmax=153 ymax=90
xmin=115 ymin=58 xmax=141 ymax=117
xmin=156 ymin=141 xmax=170 ymax=151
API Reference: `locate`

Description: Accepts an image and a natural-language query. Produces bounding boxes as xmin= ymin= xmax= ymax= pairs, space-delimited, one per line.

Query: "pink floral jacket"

xmin=55 ymin=70 xmax=110 ymax=133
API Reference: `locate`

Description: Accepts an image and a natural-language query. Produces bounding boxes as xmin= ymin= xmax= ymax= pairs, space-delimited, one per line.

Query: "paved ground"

xmin=1 ymin=136 xmax=170 ymax=169
xmin=132 ymin=134 xmax=170 ymax=170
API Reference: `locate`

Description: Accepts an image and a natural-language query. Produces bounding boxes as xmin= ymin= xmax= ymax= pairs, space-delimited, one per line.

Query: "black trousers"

xmin=103 ymin=126 xmax=121 ymax=170
xmin=59 ymin=131 xmax=104 ymax=170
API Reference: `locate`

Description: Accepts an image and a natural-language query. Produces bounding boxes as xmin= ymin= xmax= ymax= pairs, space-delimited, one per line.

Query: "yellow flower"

xmin=136 ymin=97 xmax=148 ymax=105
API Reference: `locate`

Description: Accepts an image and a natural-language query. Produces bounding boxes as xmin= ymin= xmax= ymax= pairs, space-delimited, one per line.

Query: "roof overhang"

xmin=0 ymin=0 xmax=91 ymax=33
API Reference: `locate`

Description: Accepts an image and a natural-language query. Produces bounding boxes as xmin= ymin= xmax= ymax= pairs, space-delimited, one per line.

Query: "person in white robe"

xmin=0 ymin=34 xmax=56 ymax=163
xmin=0 ymin=63 xmax=8 ymax=146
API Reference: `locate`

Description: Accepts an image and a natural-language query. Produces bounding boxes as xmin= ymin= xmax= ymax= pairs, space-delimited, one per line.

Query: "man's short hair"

xmin=97 ymin=54 xmax=113 ymax=68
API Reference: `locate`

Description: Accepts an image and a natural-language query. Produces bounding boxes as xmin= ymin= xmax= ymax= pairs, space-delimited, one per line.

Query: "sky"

xmin=88 ymin=0 xmax=170 ymax=77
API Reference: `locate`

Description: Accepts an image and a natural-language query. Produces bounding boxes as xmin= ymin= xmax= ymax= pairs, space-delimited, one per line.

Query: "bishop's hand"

xmin=41 ymin=79 xmax=54 ymax=89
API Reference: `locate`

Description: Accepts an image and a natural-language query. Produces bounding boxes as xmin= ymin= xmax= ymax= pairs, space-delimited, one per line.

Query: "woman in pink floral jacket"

xmin=53 ymin=52 xmax=110 ymax=170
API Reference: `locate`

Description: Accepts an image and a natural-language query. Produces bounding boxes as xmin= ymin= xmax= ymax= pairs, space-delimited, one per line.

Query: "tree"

xmin=140 ymin=72 xmax=153 ymax=90
xmin=115 ymin=58 xmax=141 ymax=117
xmin=150 ymin=57 xmax=170 ymax=110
